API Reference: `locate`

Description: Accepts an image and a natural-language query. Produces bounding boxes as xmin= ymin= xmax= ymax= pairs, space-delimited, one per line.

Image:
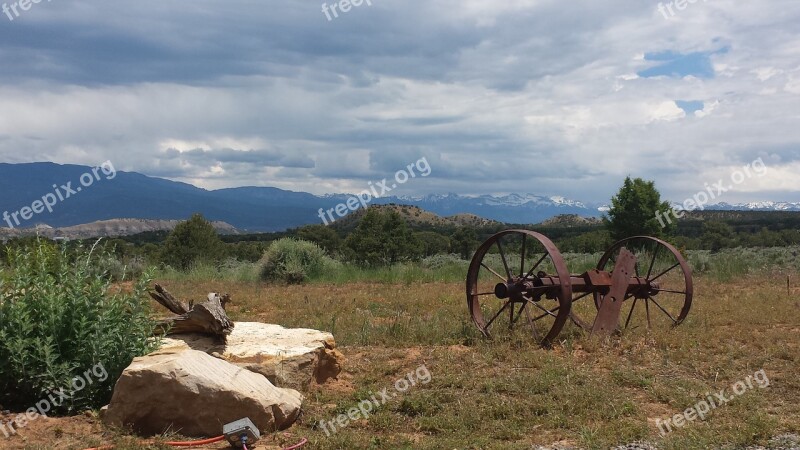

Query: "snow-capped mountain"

xmin=2 ymin=163 xmax=798 ymax=232
xmin=706 ymin=201 xmax=800 ymax=211
xmin=381 ymin=193 xmax=601 ymax=224
xmin=668 ymin=201 xmax=800 ymax=212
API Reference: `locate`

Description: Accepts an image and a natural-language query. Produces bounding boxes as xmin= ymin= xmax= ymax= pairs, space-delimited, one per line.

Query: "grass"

xmin=6 ymin=247 xmax=800 ymax=449
xmin=133 ymin=272 xmax=799 ymax=450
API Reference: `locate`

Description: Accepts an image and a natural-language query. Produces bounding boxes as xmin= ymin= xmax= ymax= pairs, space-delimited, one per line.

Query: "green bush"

xmin=259 ymin=238 xmax=337 ymax=284
xmin=157 ymin=258 xmax=258 ymax=283
xmin=90 ymin=254 xmax=147 ymax=282
xmin=420 ymin=254 xmax=468 ymax=270
xmin=0 ymin=240 xmax=161 ymax=414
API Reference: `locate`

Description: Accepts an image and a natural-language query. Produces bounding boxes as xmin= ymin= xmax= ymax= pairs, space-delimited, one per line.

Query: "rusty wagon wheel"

xmin=466 ymin=230 xmax=572 ymax=348
xmin=594 ymin=236 xmax=693 ymax=330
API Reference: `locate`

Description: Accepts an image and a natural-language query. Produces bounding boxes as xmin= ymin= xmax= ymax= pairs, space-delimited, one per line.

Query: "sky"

xmin=0 ymin=0 xmax=798 ymax=204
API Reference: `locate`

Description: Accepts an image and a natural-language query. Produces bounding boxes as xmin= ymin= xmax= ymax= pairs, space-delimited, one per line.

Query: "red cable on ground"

xmin=163 ymin=435 xmax=225 ymax=447
xmin=282 ymin=437 xmax=309 ymax=450
xmin=84 ymin=435 xmax=224 ymax=450
xmin=84 ymin=433 xmax=307 ymax=449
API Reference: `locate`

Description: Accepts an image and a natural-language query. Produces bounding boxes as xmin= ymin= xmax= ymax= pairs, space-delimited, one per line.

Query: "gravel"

xmin=744 ymin=434 xmax=800 ymax=450
xmin=529 ymin=434 xmax=800 ymax=450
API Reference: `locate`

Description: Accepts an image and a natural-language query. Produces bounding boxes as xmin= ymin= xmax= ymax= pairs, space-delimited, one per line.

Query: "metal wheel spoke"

xmin=472 ymin=291 xmax=497 ymax=296
xmin=645 ymin=298 xmax=652 ymax=328
xmin=650 ymin=262 xmax=680 ymax=282
xmin=524 ymin=302 xmax=540 ymax=340
xmin=524 ymin=253 xmax=549 ymax=279
xmin=484 ymin=300 xmax=512 ymax=329
xmin=496 ymin=239 xmax=512 ymax=280
xmin=646 ymin=245 xmax=661 ymax=279
xmin=649 ymin=297 xmax=678 ymax=324
xmin=651 ymin=288 xmax=687 ymax=295
xmin=531 ymin=304 xmax=561 ymax=322
xmin=481 ymin=263 xmax=507 ymax=282
xmin=531 ymin=301 xmax=558 ymax=318
xmin=572 ymin=291 xmax=592 ymax=302
xmin=624 ymin=298 xmax=638 ymax=329
xmin=519 ymin=234 xmax=527 ymax=278
xmin=511 ymin=302 xmax=527 ymax=326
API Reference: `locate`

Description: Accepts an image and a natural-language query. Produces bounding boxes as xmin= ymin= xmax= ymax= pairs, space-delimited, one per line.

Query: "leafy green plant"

xmin=0 ymin=239 xmax=161 ymax=414
xmin=258 ymin=238 xmax=338 ymax=284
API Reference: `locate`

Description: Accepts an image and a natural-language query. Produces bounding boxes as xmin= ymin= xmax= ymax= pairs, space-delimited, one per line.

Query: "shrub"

xmin=0 ymin=239 xmax=161 ymax=414
xmin=259 ymin=238 xmax=337 ymax=284
xmin=90 ymin=254 xmax=147 ymax=282
xmin=688 ymin=251 xmax=712 ymax=273
xmin=420 ymin=254 xmax=468 ymax=270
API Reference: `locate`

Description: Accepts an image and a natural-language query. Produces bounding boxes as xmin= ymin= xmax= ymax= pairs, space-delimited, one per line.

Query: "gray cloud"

xmin=0 ymin=0 xmax=798 ymax=203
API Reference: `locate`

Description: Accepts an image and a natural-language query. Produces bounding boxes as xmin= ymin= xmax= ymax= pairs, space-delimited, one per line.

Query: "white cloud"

xmin=0 ymin=0 xmax=798 ymax=204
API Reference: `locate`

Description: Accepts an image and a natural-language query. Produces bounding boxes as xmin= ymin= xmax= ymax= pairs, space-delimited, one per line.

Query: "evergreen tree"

xmin=605 ymin=177 xmax=674 ymax=241
xmin=451 ymin=226 xmax=479 ymax=259
xmin=160 ymin=214 xmax=225 ymax=269
xmin=295 ymin=224 xmax=343 ymax=254
xmin=345 ymin=209 xmax=419 ymax=264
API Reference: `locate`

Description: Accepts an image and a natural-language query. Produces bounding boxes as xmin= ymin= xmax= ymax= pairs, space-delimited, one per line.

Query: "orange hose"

xmin=283 ymin=437 xmax=309 ymax=449
xmin=84 ymin=435 xmax=224 ymax=450
xmin=84 ymin=433 xmax=308 ymax=449
xmin=163 ymin=435 xmax=225 ymax=447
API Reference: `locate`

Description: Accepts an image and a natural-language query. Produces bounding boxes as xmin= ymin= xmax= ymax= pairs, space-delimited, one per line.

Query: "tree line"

xmin=3 ymin=177 xmax=799 ymax=271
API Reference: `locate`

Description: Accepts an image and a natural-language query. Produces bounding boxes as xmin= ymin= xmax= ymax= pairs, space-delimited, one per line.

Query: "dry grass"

xmin=161 ymin=274 xmax=800 ymax=449
xmin=3 ymin=274 xmax=799 ymax=449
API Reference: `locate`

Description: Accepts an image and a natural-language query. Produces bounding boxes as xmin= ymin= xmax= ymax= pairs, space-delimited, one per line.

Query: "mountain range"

xmin=1 ymin=162 xmax=798 ymax=233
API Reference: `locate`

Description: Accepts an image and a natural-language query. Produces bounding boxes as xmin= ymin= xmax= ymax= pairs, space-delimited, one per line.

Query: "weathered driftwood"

xmin=149 ymin=284 xmax=234 ymax=342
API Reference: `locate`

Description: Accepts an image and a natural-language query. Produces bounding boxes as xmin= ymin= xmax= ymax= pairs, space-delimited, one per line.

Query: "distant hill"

xmin=538 ymin=214 xmax=602 ymax=227
xmin=0 ymin=162 xmax=601 ymax=231
xmin=1 ymin=162 xmax=797 ymax=232
xmin=0 ymin=218 xmax=238 ymax=240
xmin=328 ymin=204 xmax=501 ymax=233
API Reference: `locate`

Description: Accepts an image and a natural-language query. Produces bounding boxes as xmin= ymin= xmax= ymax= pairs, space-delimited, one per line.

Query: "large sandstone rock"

xmin=102 ymin=349 xmax=303 ymax=437
xmin=159 ymin=322 xmax=343 ymax=390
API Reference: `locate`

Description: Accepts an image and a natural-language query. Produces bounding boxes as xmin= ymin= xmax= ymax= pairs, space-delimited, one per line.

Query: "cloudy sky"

xmin=1 ymin=0 xmax=798 ymax=204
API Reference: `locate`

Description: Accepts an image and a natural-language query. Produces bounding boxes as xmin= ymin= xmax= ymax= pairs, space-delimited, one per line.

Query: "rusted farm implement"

xmin=466 ymin=230 xmax=693 ymax=347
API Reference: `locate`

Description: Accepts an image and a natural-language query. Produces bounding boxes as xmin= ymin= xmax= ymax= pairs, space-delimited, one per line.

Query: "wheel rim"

xmin=594 ymin=236 xmax=693 ymax=330
xmin=466 ymin=230 xmax=572 ymax=347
